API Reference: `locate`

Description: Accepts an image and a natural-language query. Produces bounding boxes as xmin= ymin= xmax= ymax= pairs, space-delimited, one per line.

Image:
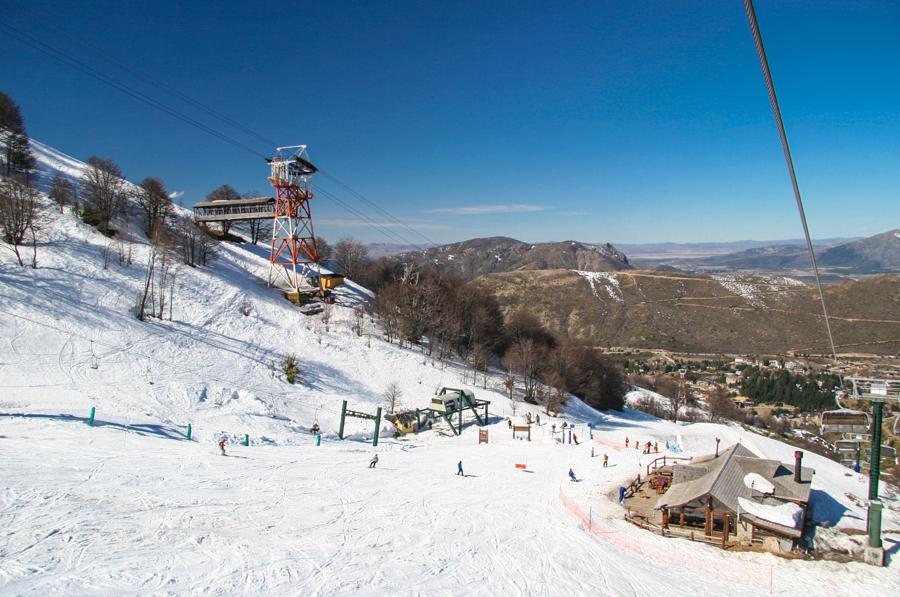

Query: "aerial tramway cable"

xmin=1 ymin=18 xmax=438 ymax=250
xmin=742 ymin=0 xmax=839 ymax=365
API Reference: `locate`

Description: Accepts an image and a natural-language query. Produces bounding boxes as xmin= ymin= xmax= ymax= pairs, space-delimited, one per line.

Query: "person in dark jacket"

xmin=369 ymin=454 xmax=378 ymax=468
xmin=457 ymin=460 xmax=464 ymax=476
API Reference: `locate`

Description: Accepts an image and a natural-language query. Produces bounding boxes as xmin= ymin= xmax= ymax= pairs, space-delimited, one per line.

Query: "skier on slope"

xmin=603 ymin=453 xmax=609 ymax=468
xmin=457 ymin=460 xmax=464 ymax=476
xmin=568 ymin=468 xmax=577 ymax=482
xmin=219 ymin=438 xmax=226 ymax=456
xmin=369 ymin=454 xmax=378 ymax=468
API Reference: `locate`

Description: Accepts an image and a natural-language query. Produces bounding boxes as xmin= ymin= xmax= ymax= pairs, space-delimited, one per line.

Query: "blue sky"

xmin=3 ymin=1 xmax=898 ymax=245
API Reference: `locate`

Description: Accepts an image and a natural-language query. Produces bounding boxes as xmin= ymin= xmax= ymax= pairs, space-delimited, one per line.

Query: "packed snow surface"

xmin=0 ymin=140 xmax=898 ymax=595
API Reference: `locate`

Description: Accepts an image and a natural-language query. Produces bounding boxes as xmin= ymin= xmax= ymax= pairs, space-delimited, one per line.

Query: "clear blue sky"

xmin=3 ymin=1 xmax=898 ymax=245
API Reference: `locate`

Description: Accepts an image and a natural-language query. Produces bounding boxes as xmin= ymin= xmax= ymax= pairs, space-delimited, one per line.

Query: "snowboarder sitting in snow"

xmin=457 ymin=460 xmax=464 ymax=476
xmin=219 ymin=439 xmax=226 ymax=456
xmin=369 ymin=454 xmax=378 ymax=468
xmin=568 ymin=468 xmax=577 ymax=482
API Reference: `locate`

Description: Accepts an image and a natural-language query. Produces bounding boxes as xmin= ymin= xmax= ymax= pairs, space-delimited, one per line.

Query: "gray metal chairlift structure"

xmin=417 ymin=388 xmax=491 ymax=436
xmin=843 ymin=376 xmax=899 ymax=565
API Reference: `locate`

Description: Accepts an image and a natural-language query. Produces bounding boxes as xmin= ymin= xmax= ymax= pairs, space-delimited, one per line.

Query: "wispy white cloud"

xmin=316 ymin=218 xmax=452 ymax=231
xmin=559 ymin=210 xmax=590 ymax=216
xmin=168 ymin=191 xmax=185 ymax=199
xmin=426 ymin=204 xmax=544 ymax=215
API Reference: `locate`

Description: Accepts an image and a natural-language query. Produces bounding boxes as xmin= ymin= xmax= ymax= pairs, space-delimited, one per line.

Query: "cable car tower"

xmin=267 ymin=145 xmax=320 ymax=291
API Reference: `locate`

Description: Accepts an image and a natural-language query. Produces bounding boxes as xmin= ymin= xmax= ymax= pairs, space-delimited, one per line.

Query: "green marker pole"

xmin=338 ymin=400 xmax=347 ymax=440
xmin=186 ymin=423 xmax=192 ymax=441
xmin=316 ymin=434 xmax=321 ymax=446
xmin=373 ymin=406 xmax=382 ymax=447
xmin=88 ymin=406 xmax=95 ymax=426
xmin=244 ymin=434 xmax=249 ymax=447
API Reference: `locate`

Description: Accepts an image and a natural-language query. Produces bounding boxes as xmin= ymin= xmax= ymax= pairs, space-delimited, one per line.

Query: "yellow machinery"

xmin=386 ymin=412 xmax=419 ymax=436
xmin=319 ymin=274 xmax=345 ymax=290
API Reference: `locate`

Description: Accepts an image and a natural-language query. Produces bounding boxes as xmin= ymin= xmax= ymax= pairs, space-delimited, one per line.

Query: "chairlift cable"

xmin=5 ymin=15 xmax=437 ymax=250
xmin=742 ymin=1 xmax=839 ymax=364
xmin=2 ymin=18 xmax=435 ymax=249
xmin=0 ymin=22 xmax=269 ymax=161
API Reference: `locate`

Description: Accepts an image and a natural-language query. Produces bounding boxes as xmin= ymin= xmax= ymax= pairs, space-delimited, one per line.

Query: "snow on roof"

xmin=656 ymin=444 xmax=813 ymax=515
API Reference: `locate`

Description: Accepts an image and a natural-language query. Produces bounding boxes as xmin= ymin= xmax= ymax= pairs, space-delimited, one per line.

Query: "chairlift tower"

xmin=267 ymin=145 xmax=320 ymax=290
xmin=846 ymin=376 xmax=900 ymax=567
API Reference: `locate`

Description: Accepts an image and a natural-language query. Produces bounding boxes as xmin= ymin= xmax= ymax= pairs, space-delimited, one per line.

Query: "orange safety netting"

xmin=558 ymin=486 xmax=774 ymax=593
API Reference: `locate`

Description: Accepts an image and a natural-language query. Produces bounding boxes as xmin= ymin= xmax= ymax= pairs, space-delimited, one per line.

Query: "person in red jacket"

xmin=219 ymin=439 xmax=226 ymax=456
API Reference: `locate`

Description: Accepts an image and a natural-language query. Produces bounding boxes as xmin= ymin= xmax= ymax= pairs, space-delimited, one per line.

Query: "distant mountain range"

xmin=638 ymin=229 xmax=900 ymax=275
xmin=384 ymin=232 xmax=900 ymax=355
xmin=616 ymin=238 xmax=854 ymax=259
xmin=390 ymin=237 xmax=632 ymax=277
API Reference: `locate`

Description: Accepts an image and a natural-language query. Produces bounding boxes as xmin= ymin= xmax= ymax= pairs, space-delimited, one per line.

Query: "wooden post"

xmin=722 ymin=512 xmax=730 ymax=547
xmin=705 ymin=498 xmax=713 ymax=536
xmin=679 ymin=508 xmax=685 ymax=527
xmin=662 ymin=508 xmax=670 ymax=529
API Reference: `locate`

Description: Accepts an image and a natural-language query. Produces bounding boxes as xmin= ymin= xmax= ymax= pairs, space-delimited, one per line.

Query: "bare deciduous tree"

xmin=137 ymin=177 xmax=173 ymax=236
xmin=655 ymin=374 xmax=689 ymax=422
xmin=502 ymin=337 xmax=547 ymax=403
xmin=0 ymin=179 xmax=39 ymax=267
xmin=82 ymin=157 xmax=127 ymax=235
xmin=383 ymin=381 xmax=403 ymax=414
xmin=49 ymin=174 xmax=76 ymax=213
xmin=315 ymin=236 xmax=333 ymax=265
xmin=333 ymin=237 xmax=368 ymax=280
xmin=176 ymin=217 xmax=217 ymax=267
xmin=707 ymin=388 xmax=737 ymax=422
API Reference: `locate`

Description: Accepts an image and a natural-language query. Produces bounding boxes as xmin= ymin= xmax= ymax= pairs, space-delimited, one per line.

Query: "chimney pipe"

xmin=794 ymin=451 xmax=803 ymax=483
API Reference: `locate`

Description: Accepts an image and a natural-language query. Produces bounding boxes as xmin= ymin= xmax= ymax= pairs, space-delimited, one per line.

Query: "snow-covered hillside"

xmin=1 ymin=140 xmax=898 ymax=595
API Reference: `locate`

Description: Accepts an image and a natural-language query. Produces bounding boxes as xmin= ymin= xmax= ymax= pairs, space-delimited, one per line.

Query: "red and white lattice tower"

xmin=267 ymin=145 xmax=320 ymax=290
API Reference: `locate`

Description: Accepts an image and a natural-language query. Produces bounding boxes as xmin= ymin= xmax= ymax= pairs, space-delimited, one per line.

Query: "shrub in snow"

xmin=281 ymin=354 xmax=300 ymax=384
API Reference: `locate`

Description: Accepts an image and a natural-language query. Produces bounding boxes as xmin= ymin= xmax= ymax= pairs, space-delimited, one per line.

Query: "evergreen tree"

xmin=0 ymin=92 xmax=36 ymax=183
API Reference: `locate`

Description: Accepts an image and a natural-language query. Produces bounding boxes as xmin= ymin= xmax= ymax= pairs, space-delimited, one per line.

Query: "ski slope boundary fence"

xmin=558 ymin=486 xmax=775 ymax=594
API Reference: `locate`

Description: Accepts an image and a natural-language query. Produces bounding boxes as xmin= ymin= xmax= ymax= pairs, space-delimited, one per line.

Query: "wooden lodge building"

xmin=627 ymin=444 xmax=814 ymax=551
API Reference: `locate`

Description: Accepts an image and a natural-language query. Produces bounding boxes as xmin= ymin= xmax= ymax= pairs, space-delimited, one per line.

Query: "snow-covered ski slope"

xmin=1 ymin=141 xmax=898 ymax=595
